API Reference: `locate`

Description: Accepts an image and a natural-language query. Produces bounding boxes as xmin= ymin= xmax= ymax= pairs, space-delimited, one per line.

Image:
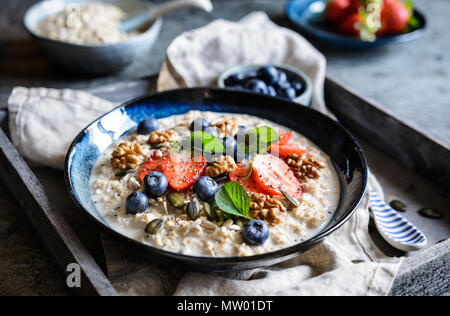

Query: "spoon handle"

xmin=119 ymin=0 xmax=213 ymax=33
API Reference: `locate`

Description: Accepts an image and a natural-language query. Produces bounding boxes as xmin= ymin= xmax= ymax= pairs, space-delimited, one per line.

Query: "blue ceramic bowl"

xmin=286 ymin=0 xmax=426 ymax=49
xmin=218 ymin=64 xmax=313 ymax=107
xmin=65 ymin=88 xmax=367 ymax=271
xmin=23 ymin=0 xmax=162 ymax=75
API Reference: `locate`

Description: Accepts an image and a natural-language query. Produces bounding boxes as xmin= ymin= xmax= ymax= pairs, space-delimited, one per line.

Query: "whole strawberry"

xmin=326 ymin=0 xmax=352 ymax=23
xmin=377 ymin=0 xmax=411 ymax=35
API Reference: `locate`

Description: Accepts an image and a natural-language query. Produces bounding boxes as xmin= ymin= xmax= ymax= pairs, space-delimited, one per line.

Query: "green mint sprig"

xmin=214 ymin=181 xmax=253 ymax=220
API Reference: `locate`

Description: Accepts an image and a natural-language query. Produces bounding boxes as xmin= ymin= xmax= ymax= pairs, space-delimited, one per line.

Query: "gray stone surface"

xmin=323 ymin=0 xmax=450 ymax=148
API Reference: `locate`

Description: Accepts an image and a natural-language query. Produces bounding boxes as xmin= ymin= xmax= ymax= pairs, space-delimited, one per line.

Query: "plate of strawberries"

xmin=286 ymin=0 xmax=425 ymax=48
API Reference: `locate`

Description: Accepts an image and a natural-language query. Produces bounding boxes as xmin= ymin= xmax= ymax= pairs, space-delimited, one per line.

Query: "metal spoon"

xmin=119 ymin=0 xmax=213 ymax=33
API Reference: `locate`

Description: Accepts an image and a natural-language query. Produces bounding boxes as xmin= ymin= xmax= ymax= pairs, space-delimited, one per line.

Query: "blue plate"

xmin=286 ymin=0 xmax=426 ymax=49
xmin=65 ymin=88 xmax=367 ymax=271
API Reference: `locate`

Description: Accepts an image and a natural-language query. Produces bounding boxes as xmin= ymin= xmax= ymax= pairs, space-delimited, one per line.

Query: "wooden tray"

xmin=0 ymin=75 xmax=448 ymax=296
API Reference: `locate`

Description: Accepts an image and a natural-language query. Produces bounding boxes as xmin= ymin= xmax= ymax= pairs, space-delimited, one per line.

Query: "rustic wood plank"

xmin=0 ymin=125 xmax=117 ymax=296
xmin=325 ymin=75 xmax=450 ymax=195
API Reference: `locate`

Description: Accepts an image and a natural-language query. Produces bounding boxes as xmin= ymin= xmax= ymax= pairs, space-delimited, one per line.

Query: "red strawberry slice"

xmin=270 ymin=144 xmax=306 ymax=159
xmin=277 ymin=131 xmax=292 ymax=145
xmin=229 ymin=161 xmax=271 ymax=194
xmin=140 ymin=158 xmax=163 ymax=183
xmin=270 ymin=131 xmax=293 ymax=155
xmin=252 ymin=154 xmax=303 ymax=198
xmin=161 ymin=152 xmax=207 ymax=190
xmin=139 ymin=148 xmax=169 ymax=183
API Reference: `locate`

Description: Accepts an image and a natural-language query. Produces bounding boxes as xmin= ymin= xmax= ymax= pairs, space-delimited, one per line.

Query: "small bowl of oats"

xmin=23 ymin=0 xmax=163 ymax=75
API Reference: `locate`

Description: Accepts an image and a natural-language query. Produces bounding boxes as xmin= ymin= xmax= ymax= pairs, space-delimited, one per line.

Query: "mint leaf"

xmin=189 ymin=131 xmax=225 ymax=154
xmin=215 ymin=181 xmax=252 ymax=219
xmin=237 ymin=126 xmax=279 ymax=156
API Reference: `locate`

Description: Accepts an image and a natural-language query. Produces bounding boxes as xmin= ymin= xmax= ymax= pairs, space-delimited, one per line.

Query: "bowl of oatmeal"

xmin=23 ymin=0 xmax=162 ymax=74
xmin=65 ymin=88 xmax=367 ymax=271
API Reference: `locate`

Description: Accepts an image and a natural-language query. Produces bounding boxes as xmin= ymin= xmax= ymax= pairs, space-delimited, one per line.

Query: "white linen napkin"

xmin=7 ymin=12 xmax=402 ymax=296
xmin=8 ymin=87 xmax=115 ymax=169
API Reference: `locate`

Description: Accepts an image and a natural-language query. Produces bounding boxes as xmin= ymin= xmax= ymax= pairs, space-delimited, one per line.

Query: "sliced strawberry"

xmin=139 ymin=158 xmax=163 ymax=183
xmin=270 ymin=131 xmax=293 ymax=156
xmin=270 ymin=144 xmax=306 ymax=159
xmin=277 ymin=131 xmax=292 ymax=145
xmin=252 ymin=154 xmax=303 ymax=198
xmin=139 ymin=148 xmax=169 ymax=183
xmin=161 ymin=152 xmax=207 ymax=191
xmin=229 ymin=161 xmax=271 ymax=194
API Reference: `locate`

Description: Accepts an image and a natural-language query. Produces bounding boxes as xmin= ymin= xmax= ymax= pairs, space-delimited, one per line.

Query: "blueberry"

xmin=125 ymin=192 xmax=148 ymax=215
xmin=143 ymin=172 xmax=168 ymax=198
xmin=236 ymin=125 xmax=250 ymax=140
xmin=244 ymin=79 xmax=268 ymax=95
xmin=137 ymin=118 xmax=159 ymax=135
xmin=291 ymin=80 xmax=303 ymax=95
xmin=245 ymin=71 xmax=258 ymax=79
xmin=267 ymin=85 xmax=277 ymax=97
xmin=222 ymin=136 xmax=237 ymax=156
xmin=277 ymin=71 xmax=288 ymax=83
xmin=275 ymin=78 xmax=291 ymax=90
xmin=204 ymin=126 xmax=219 ymax=138
xmin=279 ymin=87 xmax=297 ymax=100
xmin=224 ymin=73 xmax=245 ymax=86
xmin=242 ymin=220 xmax=270 ymax=245
xmin=190 ymin=118 xmax=210 ymax=131
xmin=257 ymin=66 xmax=279 ymax=85
xmin=193 ymin=176 xmax=219 ymax=201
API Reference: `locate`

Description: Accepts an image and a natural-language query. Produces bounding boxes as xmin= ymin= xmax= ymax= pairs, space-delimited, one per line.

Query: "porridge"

xmin=90 ymin=111 xmax=340 ymax=257
xmin=37 ymin=2 xmax=139 ymax=44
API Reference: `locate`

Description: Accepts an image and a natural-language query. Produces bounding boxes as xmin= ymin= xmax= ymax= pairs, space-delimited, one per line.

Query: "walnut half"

xmin=285 ymin=153 xmax=325 ymax=182
xmin=249 ymin=192 xmax=287 ymax=226
xmin=111 ymin=142 xmax=145 ymax=170
xmin=205 ymin=155 xmax=237 ymax=178
xmin=148 ymin=129 xmax=178 ymax=145
xmin=212 ymin=119 xmax=239 ymax=137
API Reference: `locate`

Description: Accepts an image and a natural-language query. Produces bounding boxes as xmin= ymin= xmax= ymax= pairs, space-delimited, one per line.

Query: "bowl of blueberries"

xmin=218 ymin=64 xmax=312 ymax=107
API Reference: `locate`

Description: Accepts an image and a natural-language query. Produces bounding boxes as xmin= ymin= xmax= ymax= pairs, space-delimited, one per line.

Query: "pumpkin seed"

xmin=203 ymin=202 xmax=218 ymax=221
xmin=215 ymin=209 xmax=225 ymax=222
xmin=115 ymin=168 xmax=135 ymax=178
xmin=389 ymin=200 xmax=407 ymax=212
xmin=145 ymin=219 xmax=164 ymax=235
xmin=418 ymin=208 xmax=442 ymax=219
xmin=351 ymin=259 xmax=364 ymax=264
xmin=187 ymin=200 xmax=200 ymax=220
xmin=223 ymin=219 xmax=233 ymax=227
xmin=281 ymin=190 xmax=300 ymax=207
xmin=168 ymin=193 xmax=185 ymax=209
xmin=435 ymin=239 xmax=447 ymax=245
xmin=213 ymin=172 xmax=229 ymax=183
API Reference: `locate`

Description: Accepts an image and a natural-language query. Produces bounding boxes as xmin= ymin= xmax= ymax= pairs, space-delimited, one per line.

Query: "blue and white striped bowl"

xmin=369 ymin=190 xmax=427 ymax=252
